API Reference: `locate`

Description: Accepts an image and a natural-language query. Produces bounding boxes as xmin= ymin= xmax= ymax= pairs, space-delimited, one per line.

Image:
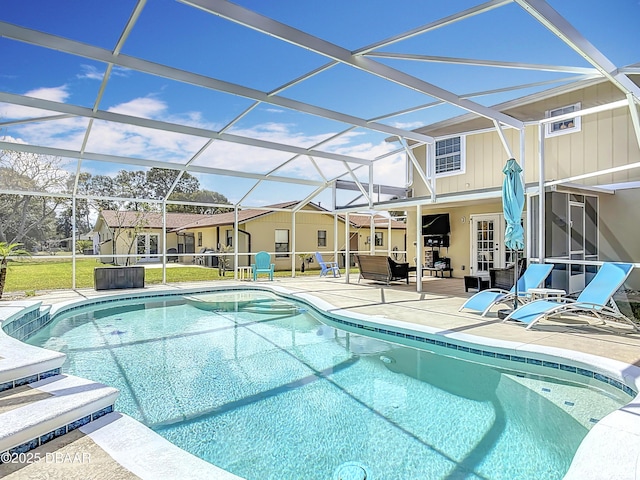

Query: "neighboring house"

xmin=172 ymin=201 xmax=407 ymax=271
xmin=402 ymin=75 xmax=640 ymax=292
xmin=92 ymin=210 xmax=207 ymax=265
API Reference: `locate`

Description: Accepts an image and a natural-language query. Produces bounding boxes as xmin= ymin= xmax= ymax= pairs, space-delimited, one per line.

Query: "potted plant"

xmin=297 ymin=253 xmax=312 ymax=273
xmin=0 ymin=242 xmax=30 ymax=299
xmin=217 ymin=244 xmax=234 ymax=276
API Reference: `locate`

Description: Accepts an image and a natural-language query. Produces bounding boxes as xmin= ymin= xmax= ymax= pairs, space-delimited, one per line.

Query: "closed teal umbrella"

xmin=502 ymin=158 xmax=525 ymax=251
xmin=502 ymin=158 xmax=525 ymax=310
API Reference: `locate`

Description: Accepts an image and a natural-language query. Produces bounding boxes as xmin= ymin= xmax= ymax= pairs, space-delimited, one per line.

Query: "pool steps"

xmin=0 ymin=301 xmax=119 ymax=460
xmin=0 ymin=300 xmax=244 ymax=479
xmin=0 ymin=374 xmax=119 ymax=456
xmin=0 ymin=301 xmax=65 ymax=390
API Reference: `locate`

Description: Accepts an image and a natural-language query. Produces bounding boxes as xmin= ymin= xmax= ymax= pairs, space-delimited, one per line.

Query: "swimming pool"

xmin=26 ymin=290 xmax=630 ymax=480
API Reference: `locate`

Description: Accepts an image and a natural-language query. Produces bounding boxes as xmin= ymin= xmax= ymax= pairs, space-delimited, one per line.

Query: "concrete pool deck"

xmin=1 ymin=275 xmax=640 ymax=479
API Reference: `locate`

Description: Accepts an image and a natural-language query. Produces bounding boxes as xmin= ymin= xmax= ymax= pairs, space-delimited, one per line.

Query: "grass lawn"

xmin=3 ymin=257 xmax=347 ymax=294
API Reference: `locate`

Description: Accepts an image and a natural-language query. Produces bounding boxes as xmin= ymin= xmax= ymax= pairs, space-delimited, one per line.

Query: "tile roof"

xmin=99 ymin=210 xmax=207 ymax=229
xmin=173 ymin=201 xmax=300 ymax=231
xmin=99 ymin=203 xmax=406 ymax=232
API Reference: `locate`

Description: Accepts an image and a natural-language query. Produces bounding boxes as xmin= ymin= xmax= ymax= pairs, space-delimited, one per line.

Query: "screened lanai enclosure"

xmin=1 ymin=0 xmax=639 ymax=291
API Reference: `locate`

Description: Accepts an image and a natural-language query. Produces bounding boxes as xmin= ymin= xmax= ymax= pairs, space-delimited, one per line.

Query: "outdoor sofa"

xmin=355 ymin=254 xmax=410 ymax=285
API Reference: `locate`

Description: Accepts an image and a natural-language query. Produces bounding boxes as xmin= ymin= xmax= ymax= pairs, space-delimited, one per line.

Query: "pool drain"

xmin=333 ymin=461 xmax=370 ymax=480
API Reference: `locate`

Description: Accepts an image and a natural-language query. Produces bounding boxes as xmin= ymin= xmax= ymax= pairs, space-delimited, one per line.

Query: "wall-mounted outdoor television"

xmin=422 ymin=213 xmax=450 ymax=236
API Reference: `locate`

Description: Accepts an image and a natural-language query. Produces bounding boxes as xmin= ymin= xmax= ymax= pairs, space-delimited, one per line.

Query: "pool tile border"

xmin=3 ymin=287 xmax=637 ymax=400
xmin=1 ymin=306 xmax=51 ymax=342
xmin=0 ymin=368 xmax=62 ymax=393
xmin=320 ymin=312 xmax=638 ymax=399
xmin=0 ymin=405 xmax=114 ymax=463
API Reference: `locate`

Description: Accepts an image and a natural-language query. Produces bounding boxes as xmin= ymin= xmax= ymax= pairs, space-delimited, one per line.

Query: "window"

xmin=317 ymin=230 xmax=327 ymax=247
xmin=545 ymin=102 xmax=581 ymax=137
xmin=435 ymin=136 xmax=464 ymax=176
xmin=197 ymin=232 xmax=202 ymax=247
xmin=374 ymin=232 xmax=383 ymax=247
xmin=275 ymin=229 xmax=289 ymax=257
xmin=225 ymin=230 xmax=233 ymax=247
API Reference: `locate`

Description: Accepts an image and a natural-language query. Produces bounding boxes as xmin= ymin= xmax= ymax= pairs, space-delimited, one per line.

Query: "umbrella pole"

xmin=513 ymin=249 xmax=519 ymax=311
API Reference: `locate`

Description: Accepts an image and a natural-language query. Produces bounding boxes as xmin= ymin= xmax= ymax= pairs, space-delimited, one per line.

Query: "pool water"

xmin=28 ymin=291 xmax=628 ymax=480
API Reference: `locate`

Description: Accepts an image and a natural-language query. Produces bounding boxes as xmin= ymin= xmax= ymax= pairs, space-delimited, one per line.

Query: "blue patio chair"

xmin=459 ymin=263 xmax=553 ymax=317
xmin=503 ymin=262 xmax=637 ymax=331
xmin=251 ymin=251 xmax=275 ymax=281
xmin=315 ymin=252 xmax=340 ymax=278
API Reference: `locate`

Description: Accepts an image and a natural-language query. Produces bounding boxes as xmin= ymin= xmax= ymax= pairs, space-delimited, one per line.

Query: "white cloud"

xmin=0 ymin=135 xmax=27 ymax=145
xmin=3 ymin=89 xmax=409 ymax=194
xmin=77 ymin=65 xmax=130 ymax=81
xmin=193 ymin=122 xmax=407 ymax=186
xmin=27 ymin=86 xmax=70 ymax=103
xmin=0 ymin=86 xmax=70 ymax=120
xmin=392 ymin=120 xmax=425 ymax=130
xmin=107 ymin=97 xmax=167 ymax=119
xmin=77 ymin=65 xmax=104 ymax=81
xmin=10 ymin=116 xmax=89 ymax=150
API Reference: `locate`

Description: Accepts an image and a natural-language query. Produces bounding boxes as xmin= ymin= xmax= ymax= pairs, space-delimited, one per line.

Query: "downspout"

xmin=238 ymin=228 xmax=251 ymax=266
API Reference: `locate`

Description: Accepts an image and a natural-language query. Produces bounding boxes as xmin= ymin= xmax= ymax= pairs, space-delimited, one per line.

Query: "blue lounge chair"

xmin=503 ymin=262 xmax=637 ymax=331
xmin=459 ymin=263 xmax=553 ymax=316
xmin=315 ymin=252 xmax=340 ymax=278
xmin=251 ymin=251 xmax=275 ymax=281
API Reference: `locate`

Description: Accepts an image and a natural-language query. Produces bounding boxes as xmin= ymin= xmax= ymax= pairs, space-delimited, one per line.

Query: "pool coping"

xmin=2 ymin=283 xmax=640 ymax=479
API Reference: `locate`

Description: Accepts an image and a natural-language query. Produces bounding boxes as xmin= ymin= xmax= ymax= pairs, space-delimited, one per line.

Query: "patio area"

xmin=2 ymin=276 xmax=640 ymax=479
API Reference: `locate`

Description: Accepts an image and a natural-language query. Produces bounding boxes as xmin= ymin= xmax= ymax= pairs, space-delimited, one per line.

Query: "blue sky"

xmin=1 ymin=0 xmax=639 ymax=207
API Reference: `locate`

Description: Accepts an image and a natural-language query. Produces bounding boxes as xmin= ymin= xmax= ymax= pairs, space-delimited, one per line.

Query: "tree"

xmin=56 ymin=206 xmax=74 ymax=239
xmin=0 ymin=151 xmax=69 ymax=249
xmin=0 ymin=156 xmax=231 ymax=250
xmin=77 ymin=168 xmax=231 ymax=214
xmin=75 ymin=239 xmax=93 ymax=254
xmin=146 ymin=167 xmax=200 ymax=199
xmin=55 ymin=204 xmax=92 ymax=240
xmin=0 ymin=242 xmax=29 ymax=299
xmin=83 ymin=174 xmax=118 ymax=211
xmin=66 ymin=172 xmax=93 ymax=235
xmin=114 ymin=170 xmax=148 ymax=211
xmin=167 ymin=189 xmax=232 ymax=214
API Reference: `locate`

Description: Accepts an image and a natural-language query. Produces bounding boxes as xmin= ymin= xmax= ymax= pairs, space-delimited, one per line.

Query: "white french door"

xmin=136 ymin=234 xmax=159 ymax=259
xmin=470 ymin=214 xmax=505 ymax=276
